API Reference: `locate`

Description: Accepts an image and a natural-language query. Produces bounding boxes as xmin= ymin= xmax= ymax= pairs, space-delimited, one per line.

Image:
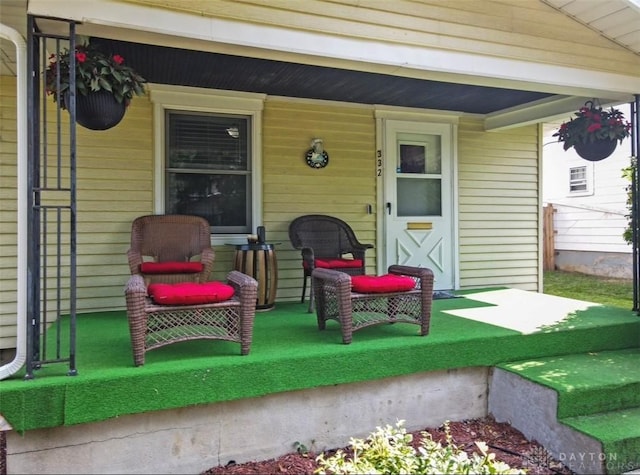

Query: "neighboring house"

xmin=0 ymin=0 xmax=639 ymax=359
xmin=543 ymin=103 xmax=634 ymax=278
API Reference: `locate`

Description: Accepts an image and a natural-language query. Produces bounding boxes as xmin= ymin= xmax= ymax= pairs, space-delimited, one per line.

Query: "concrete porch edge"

xmin=6 ymin=367 xmax=488 ymax=474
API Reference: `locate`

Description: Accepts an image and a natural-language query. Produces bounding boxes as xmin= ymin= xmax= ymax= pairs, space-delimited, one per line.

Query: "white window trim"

xmin=567 ymin=162 xmax=594 ymax=197
xmin=149 ymin=84 xmax=265 ymax=245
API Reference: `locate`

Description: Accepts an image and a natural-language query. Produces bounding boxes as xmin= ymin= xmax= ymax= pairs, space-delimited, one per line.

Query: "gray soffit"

xmin=96 ymin=37 xmax=554 ymax=115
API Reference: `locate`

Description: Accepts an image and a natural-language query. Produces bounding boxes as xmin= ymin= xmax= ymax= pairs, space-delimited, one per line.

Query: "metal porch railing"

xmin=25 ymin=16 xmax=78 ymax=379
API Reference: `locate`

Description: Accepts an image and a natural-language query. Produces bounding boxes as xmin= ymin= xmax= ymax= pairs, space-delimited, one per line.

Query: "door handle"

xmin=386 ymin=202 xmax=392 ymax=215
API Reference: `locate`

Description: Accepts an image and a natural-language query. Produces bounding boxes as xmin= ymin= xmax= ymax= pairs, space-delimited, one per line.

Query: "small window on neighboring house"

xmin=569 ymin=166 xmax=588 ymax=193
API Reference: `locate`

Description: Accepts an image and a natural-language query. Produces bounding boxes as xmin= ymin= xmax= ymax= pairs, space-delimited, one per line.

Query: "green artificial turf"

xmin=498 ymin=348 xmax=640 ymax=419
xmin=1 ymin=292 xmax=639 ymax=433
xmin=562 ymin=408 xmax=640 ymax=473
xmin=498 ymin=337 xmax=640 ymax=473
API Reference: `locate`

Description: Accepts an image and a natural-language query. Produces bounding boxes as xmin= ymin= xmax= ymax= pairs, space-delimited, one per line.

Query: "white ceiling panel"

xmin=543 ymin=0 xmax=640 ymax=55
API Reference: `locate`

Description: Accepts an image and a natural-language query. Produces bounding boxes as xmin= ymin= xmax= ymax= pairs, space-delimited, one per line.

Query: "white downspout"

xmin=0 ymin=23 xmax=28 ymax=380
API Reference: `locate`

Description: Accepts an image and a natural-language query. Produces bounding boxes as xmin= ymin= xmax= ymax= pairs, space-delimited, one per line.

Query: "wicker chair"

xmin=127 ymin=214 xmax=215 ymax=285
xmin=288 ymin=214 xmax=373 ymax=312
xmin=312 ymin=265 xmax=434 ymax=344
xmin=125 ymin=271 xmax=258 ymax=366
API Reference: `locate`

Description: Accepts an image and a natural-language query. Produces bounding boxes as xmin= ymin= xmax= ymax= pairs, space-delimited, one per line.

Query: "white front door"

xmin=381 ymin=120 xmax=455 ymax=290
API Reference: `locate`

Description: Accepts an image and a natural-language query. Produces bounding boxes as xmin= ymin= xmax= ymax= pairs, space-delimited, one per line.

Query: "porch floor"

xmin=1 ymin=287 xmax=639 ymax=434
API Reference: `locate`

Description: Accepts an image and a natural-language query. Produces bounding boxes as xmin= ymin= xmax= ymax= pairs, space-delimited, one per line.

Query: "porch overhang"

xmin=22 ymin=0 xmax=640 ymax=130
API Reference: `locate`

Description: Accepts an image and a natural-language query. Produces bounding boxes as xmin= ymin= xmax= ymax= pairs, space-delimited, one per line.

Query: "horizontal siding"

xmin=458 ymin=117 xmax=540 ymax=291
xmin=0 ymin=76 xmax=19 ymax=346
xmin=0 ymin=77 xmax=157 ymax=351
xmin=127 ymin=0 xmax=640 ymax=74
xmin=262 ymin=99 xmax=377 ymax=301
xmin=55 ymin=97 xmax=155 ymax=313
xmin=551 ymin=203 xmax=631 ymax=253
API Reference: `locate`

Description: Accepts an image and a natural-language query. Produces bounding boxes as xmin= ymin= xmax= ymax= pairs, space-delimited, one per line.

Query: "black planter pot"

xmin=66 ymin=90 xmax=126 ymax=131
xmin=573 ymin=139 xmax=617 ymax=162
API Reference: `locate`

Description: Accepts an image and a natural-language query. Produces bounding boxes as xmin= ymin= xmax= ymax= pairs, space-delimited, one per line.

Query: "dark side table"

xmin=232 ymin=243 xmax=278 ymax=311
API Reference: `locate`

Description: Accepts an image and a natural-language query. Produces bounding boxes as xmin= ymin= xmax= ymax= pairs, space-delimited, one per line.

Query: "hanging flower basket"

xmin=572 ymin=138 xmax=618 ymax=162
xmin=67 ymin=90 xmax=127 ymax=130
xmin=553 ymin=101 xmax=631 ymax=162
xmin=45 ymin=36 xmax=146 ymax=131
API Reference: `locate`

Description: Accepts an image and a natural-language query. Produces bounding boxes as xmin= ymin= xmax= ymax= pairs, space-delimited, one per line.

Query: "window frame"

xmin=150 ymin=84 xmax=265 ymax=245
xmin=567 ymin=164 xmax=594 ymax=197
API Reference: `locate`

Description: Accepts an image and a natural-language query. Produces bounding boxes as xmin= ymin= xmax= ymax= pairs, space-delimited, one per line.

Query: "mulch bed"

xmin=202 ymin=416 xmax=574 ymax=474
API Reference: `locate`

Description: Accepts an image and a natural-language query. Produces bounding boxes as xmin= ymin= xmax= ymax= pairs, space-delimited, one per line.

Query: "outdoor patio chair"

xmin=127 ymin=214 xmax=215 ymax=285
xmin=312 ymin=265 xmax=434 ymax=344
xmin=288 ymin=214 xmax=373 ymax=312
xmin=124 ymin=270 xmax=258 ymax=366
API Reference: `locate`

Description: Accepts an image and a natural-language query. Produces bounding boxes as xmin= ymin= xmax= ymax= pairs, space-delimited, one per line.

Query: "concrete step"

xmin=562 ymin=407 xmax=640 ymax=475
xmin=489 ymin=348 xmax=640 ymax=475
xmin=500 ymin=348 xmax=640 ymax=418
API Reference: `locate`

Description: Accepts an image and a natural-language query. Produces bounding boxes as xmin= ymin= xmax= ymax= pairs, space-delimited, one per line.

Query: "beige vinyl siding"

xmin=458 ymin=118 xmax=540 ymax=291
xmin=125 ymin=0 xmax=640 ymax=75
xmin=0 ymin=87 xmax=155 ymax=327
xmin=71 ymin=100 xmax=154 ymax=311
xmin=0 ymin=80 xmax=155 ymax=349
xmin=0 ymin=76 xmax=18 ymax=348
xmin=262 ymin=99 xmax=377 ymax=302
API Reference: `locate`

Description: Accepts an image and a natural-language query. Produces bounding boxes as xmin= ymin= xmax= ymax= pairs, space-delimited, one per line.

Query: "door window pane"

xmin=397 ymin=178 xmax=441 ymax=216
xmin=399 ymin=144 xmax=425 ymax=173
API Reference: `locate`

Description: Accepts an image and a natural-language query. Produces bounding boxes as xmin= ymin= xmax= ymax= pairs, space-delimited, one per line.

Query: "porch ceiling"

xmin=96 ymin=37 xmax=553 ymax=116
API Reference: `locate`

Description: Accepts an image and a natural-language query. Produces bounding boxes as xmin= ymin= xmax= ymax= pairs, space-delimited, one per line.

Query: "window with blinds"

xmin=165 ymin=111 xmax=252 ymax=233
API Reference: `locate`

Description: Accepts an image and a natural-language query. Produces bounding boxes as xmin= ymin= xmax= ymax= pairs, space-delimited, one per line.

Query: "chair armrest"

xmin=125 ymin=274 xmax=147 ymax=296
xmin=124 ymin=275 xmax=148 ymax=328
xmin=127 ymin=248 xmax=143 ymax=275
xmin=227 ymin=270 xmax=258 ymax=306
xmin=312 ymin=268 xmax=354 ymax=339
xmin=388 ymin=265 xmax=435 ymax=294
xmin=301 ymin=247 xmax=315 ymax=268
xmin=343 ymin=243 xmax=373 ymax=261
xmin=199 ymin=247 xmax=216 ymax=282
xmin=311 ymin=267 xmax=351 ymax=286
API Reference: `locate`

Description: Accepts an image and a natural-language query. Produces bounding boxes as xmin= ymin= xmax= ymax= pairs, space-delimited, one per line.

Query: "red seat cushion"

xmin=140 ymin=261 xmax=204 ymax=274
xmin=147 ymin=282 xmax=235 ymax=305
xmin=305 ymin=258 xmax=363 ymax=269
xmin=350 ymin=274 xmax=415 ymax=294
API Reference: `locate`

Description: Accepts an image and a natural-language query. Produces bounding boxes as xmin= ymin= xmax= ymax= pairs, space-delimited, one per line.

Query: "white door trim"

xmin=375 ymin=110 xmax=460 ymax=289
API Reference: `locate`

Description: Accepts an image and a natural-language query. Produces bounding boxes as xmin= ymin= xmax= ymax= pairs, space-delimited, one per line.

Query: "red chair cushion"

xmin=147 ymin=282 xmax=235 ymax=305
xmin=140 ymin=261 xmax=204 ymax=274
xmin=305 ymin=258 xmax=363 ymax=269
xmin=350 ymin=274 xmax=415 ymax=294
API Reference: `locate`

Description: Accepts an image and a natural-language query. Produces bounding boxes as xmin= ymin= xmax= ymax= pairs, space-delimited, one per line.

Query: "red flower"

xmin=587 ymin=123 xmax=602 ymax=133
xmin=75 ymin=51 xmax=87 ymax=63
xmin=112 ymin=54 xmax=124 ymax=65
